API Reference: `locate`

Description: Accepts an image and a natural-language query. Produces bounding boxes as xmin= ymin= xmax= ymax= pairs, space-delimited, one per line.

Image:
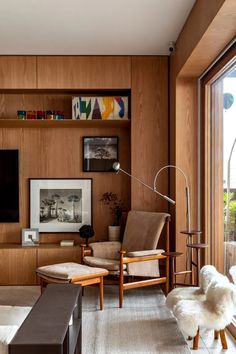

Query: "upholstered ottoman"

xmin=36 ymin=262 xmax=108 ymax=310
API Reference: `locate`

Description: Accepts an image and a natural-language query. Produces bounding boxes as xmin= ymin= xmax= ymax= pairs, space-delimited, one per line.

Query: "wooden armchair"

xmin=81 ymin=210 xmax=170 ymax=307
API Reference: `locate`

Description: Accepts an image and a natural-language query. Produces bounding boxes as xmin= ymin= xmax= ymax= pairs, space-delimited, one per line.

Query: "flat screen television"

xmin=0 ymin=150 xmax=19 ymax=222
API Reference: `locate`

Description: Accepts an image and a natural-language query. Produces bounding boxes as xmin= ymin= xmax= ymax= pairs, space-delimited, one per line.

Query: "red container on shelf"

xmin=37 ymin=111 xmax=46 ymax=120
xmin=27 ymin=111 xmax=37 ymax=120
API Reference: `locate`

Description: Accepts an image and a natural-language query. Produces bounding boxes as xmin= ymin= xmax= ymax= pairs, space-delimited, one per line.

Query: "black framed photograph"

xmin=83 ymin=136 xmax=118 ymax=172
xmin=30 ymin=178 xmax=92 ymax=233
xmin=22 ymin=228 xmax=39 ymax=246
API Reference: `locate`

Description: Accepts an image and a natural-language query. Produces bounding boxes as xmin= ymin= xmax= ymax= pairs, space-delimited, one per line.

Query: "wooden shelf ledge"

xmin=0 ymin=119 xmax=131 ymax=128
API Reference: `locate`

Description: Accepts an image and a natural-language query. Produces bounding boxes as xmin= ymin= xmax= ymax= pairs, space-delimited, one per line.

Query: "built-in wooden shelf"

xmin=0 ymin=119 xmax=130 ymax=128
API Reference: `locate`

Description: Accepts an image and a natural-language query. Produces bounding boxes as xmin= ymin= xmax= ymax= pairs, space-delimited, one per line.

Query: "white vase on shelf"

xmin=108 ymin=226 xmax=121 ymax=241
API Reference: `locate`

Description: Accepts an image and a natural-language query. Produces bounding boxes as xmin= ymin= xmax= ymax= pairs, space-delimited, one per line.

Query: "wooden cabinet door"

xmin=37 ymin=246 xmax=81 ymax=267
xmin=0 ymin=56 xmax=37 ymax=88
xmin=37 ymin=56 xmax=131 ymax=89
xmin=0 ymin=248 xmax=37 ymax=285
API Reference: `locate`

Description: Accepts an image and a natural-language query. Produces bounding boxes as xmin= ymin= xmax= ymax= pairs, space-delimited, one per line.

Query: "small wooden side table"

xmin=180 ymin=230 xmax=202 ymax=284
xmin=162 ymin=251 xmax=183 ymax=290
xmin=187 ymin=243 xmax=208 ymax=286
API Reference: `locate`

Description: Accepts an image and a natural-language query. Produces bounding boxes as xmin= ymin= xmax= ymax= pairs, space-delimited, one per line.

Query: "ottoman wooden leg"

xmin=99 ymin=276 xmax=104 ymax=310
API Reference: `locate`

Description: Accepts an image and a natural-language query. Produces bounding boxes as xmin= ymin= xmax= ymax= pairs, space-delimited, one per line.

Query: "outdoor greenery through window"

xmin=222 ymin=64 xmax=236 ymax=275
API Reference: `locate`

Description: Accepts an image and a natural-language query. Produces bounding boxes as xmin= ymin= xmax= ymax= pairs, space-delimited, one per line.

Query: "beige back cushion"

xmin=122 ymin=211 xmax=170 ymax=253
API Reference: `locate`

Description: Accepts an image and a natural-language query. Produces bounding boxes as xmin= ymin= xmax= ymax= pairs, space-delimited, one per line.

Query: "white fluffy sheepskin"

xmin=229 ymin=265 xmax=236 ymax=285
xmin=173 ymin=281 xmax=236 ymax=337
xmin=166 ymin=265 xmax=229 ymax=309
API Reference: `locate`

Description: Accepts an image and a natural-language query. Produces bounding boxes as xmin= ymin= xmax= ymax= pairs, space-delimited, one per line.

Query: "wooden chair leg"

xmin=99 ymin=276 xmax=104 ymax=311
xmin=193 ymin=328 xmax=200 ymax=350
xmin=214 ymin=330 xmax=219 ymax=339
xmin=219 ymin=329 xmax=228 ymax=349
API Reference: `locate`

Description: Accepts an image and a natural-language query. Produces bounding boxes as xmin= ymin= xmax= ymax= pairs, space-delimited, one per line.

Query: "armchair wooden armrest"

xmin=80 ymin=244 xmax=92 ymax=263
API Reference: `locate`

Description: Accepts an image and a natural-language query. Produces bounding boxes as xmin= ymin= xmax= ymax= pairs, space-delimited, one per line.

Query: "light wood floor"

xmin=188 ymin=329 xmax=236 ymax=353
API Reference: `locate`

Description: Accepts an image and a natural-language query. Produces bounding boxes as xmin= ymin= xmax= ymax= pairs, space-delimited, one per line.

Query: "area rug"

xmin=82 ymin=285 xmax=191 ymax=354
xmin=0 ymin=285 xmax=191 ymax=353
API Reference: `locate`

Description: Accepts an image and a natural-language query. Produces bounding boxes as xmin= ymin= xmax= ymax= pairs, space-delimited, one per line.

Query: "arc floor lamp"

xmin=112 ymin=162 xmax=191 ymax=232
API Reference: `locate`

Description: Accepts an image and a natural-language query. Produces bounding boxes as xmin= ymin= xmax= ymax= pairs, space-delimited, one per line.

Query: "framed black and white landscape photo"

xmin=30 ymin=179 xmax=92 ymax=233
xmin=83 ymin=136 xmax=118 ymax=172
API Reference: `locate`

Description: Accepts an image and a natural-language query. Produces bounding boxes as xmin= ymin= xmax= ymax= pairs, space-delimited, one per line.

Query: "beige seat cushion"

xmin=36 ymin=262 xmax=108 ymax=280
xmin=84 ymin=256 xmax=126 ymax=271
xmin=126 ymin=249 xmax=164 ymax=257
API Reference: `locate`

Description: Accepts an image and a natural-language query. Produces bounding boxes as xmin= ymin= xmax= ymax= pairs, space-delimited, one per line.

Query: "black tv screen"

xmin=0 ymin=150 xmax=19 ymax=222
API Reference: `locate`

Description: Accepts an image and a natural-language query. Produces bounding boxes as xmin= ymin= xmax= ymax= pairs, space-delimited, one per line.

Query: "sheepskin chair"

xmin=173 ymin=280 xmax=236 ymax=350
xmin=166 ymin=265 xmax=229 ymax=309
xmin=229 ymin=265 xmax=236 ymax=285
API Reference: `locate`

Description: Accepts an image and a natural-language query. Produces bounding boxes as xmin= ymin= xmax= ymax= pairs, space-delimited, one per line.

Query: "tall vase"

xmin=108 ymin=226 xmax=121 ymax=241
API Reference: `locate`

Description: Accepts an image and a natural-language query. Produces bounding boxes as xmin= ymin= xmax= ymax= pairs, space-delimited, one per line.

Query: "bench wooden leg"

xmin=99 ymin=276 xmax=104 ymax=310
xmin=214 ymin=330 xmax=219 ymax=339
xmin=219 ymin=329 xmax=228 ymax=349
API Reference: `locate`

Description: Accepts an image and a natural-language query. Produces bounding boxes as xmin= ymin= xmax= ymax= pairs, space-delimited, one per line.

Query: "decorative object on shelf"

xmin=37 ymin=111 xmax=46 ymax=120
xmin=27 ymin=111 xmax=37 ymax=120
xmin=46 ymin=111 xmax=55 ymax=120
xmin=16 ymin=110 xmax=64 ymax=120
xmin=101 ymin=192 xmax=125 ymax=241
xmin=60 ymin=240 xmax=75 ymax=247
xmin=55 ymin=111 xmax=64 ymax=120
xmin=30 ymin=178 xmax=92 ymax=233
xmin=83 ymin=136 xmax=118 ymax=172
xmin=21 ymin=228 xmax=39 ymax=246
xmin=79 ymin=224 xmax=94 ymax=246
xmin=17 ymin=110 xmax=26 ymax=120
xmin=72 ymin=96 xmax=129 ymax=120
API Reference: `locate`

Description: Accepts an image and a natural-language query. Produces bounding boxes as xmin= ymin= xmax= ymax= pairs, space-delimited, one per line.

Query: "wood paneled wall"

xmin=131 ymin=56 xmax=169 ymax=212
xmin=37 ymin=56 xmax=131 ymax=89
xmin=0 ymin=55 xmax=169 ymax=248
xmin=0 ymin=56 xmax=36 ymax=88
xmin=0 ymin=126 xmax=130 ymax=244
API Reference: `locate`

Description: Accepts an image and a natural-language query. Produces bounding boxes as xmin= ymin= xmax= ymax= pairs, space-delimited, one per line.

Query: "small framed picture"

xmin=83 ymin=136 xmax=118 ymax=172
xmin=22 ymin=228 xmax=39 ymax=246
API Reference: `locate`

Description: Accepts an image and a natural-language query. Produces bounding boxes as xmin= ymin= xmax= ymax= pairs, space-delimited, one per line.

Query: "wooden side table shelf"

xmin=162 ymin=252 xmax=183 ymax=290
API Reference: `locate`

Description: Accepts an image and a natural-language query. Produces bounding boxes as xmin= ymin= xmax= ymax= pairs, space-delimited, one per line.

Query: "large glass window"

xmin=203 ymin=46 xmax=236 ymax=335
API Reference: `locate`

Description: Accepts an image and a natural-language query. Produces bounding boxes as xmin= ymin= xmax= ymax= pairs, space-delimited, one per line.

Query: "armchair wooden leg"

xmin=214 ymin=330 xmax=219 ymax=340
xmin=193 ymin=328 xmax=200 ymax=350
xmin=219 ymin=329 xmax=228 ymax=349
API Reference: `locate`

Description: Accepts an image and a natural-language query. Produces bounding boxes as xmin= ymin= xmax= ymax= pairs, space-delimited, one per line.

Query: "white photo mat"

xmin=30 ymin=179 xmax=92 ymax=232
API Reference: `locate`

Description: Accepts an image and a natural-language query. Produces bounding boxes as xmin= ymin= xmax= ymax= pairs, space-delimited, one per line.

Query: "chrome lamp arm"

xmin=153 ymin=165 xmax=191 ymax=232
xmin=113 ymin=162 xmax=191 ymax=233
xmin=113 ymin=162 xmax=175 ymax=205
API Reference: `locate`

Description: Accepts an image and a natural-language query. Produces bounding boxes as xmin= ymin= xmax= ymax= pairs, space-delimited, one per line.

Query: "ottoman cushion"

xmin=36 ymin=262 xmax=108 ymax=280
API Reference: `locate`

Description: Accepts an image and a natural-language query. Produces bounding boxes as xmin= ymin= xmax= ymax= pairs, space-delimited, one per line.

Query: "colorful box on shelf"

xmin=72 ymin=96 xmax=129 ymax=120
